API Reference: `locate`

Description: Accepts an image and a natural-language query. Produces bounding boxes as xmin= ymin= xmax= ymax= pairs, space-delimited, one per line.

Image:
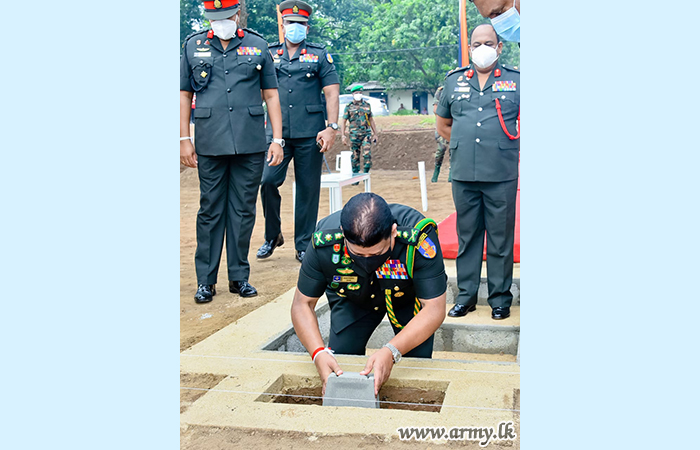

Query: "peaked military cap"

xmin=203 ymin=0 xmax=241 ymax=20
xmin=279 ymin=0 xmax=313 ymax=22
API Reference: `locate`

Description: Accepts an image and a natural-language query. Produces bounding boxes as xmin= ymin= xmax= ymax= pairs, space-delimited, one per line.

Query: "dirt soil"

xmin=180 ymin=115 xmax=514 ymax=448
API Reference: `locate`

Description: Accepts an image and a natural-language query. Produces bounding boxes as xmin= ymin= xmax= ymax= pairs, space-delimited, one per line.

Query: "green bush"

xmin=393 ymin=109 xmax=416 ymax=116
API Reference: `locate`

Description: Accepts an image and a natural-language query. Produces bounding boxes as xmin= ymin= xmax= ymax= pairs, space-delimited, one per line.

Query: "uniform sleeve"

xmin=432 ymin=87 xmax=442 ymax=106
xmin=180 ymin=46 xmax=193 ymax=92
xmin=342 ymin=103 xmax=350 ymax=120
xmin=366 ymin=104 xmax=373 ymax=118
xmin=411 ymin=227 xmax=447 ymax=300
xmin=435 ymin=83 xmax=452 ymax=119
xmin=318 ymin=49 xmax=340 ymax=88
xmin=260 ymin=42 xmax=279 ymax=90
xmin=296 ymin=244 xmax=328 ymax=298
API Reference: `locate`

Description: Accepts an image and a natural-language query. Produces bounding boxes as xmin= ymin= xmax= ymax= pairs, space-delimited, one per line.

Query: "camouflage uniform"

xmin=432 ymin=86 xmax=451 ymax=182
xmin=343 ymin=99 xmax=373 ymax=173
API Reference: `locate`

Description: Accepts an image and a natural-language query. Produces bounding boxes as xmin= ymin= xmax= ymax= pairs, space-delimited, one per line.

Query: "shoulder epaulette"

xmin=242 ymin=27 xmax=265 ymax=40
xmin=306 ymin=42 xmax=326 ymax=50
xmin=182 ymin=29 xmax=208 ymax=48
xmin=502 ymin=64 xmax=519 ymax=73
xmin=312 ymin=229 xmax=344 ymax=248
xmin=269 ymin=41 xmax=283 ymax=48
xmin=445 ymin=65 xmax=470 ymax=79
xmin=395 ymin=226 xmax=421 ymax=246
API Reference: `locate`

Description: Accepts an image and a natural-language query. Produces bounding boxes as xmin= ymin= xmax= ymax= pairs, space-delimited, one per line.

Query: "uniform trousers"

xmin=451 ymin=179 xmax=518 ymax=309
xmin=328 ymin=302 xmax=434 ymax=358
xmin=260 ymin=137 xmax=323 ymax=252
xmin=195 ymin=152 xmax=265 ymax=285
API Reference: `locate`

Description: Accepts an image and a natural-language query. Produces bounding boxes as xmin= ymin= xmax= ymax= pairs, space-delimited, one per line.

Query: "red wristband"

xmin=311 ymin=347 xmax=325 ymax=361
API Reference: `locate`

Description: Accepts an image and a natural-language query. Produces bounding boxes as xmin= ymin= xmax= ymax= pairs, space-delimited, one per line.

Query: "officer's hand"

xmin=316 ymin=128 xmax=336 ymax=153
xmin=267 ymin=143 xmax=283 ymax=166
xmin=180 ymin=139 xmax=198 ymax=168
xmin=341 ymin=135 xmax=348 ymax=146
xmin=360 ymin=347 xmax=394 ymax=396
xmin=315 ymin=352 xmax=343 ymax=395
xmin=372 ymin=134 xmax=378 ymax=145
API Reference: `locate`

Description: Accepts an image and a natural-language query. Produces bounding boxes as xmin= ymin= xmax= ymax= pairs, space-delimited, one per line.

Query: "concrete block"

xmin=323 ymin=372 xmax=379 ymax=408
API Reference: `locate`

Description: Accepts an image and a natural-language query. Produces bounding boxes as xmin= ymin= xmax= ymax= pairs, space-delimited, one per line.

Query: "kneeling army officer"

xmin=291 ymin=193 xmax=447 ymax=395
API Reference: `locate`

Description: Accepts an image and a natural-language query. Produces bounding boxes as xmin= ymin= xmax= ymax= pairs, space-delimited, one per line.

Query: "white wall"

xmin=386 ymin=89 xmax=436 ymax=115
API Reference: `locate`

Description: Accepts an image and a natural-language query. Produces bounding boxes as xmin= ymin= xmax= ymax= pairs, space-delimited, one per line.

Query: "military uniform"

xmin=343 ymin=99 xmax=373 ymax=173
xmin=297 ymin=204 xmax=447 ymax=357
xmin=258 ymin=1 xmax=339 ymax=256
xmin=260 ymin=38 xmax=339 ymax=253
xmin=436 ymin=61 xmax=520 ymax=311
xmin=432 ymin=86 xmax=451 ymax=182
xmin=180 ymin=25 xmax=278 ymax=285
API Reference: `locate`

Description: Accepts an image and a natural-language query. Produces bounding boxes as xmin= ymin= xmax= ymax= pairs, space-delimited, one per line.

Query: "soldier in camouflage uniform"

xmin=341 ymin=85 xmax=378 ymax=174
xmin=431 ymin=86 xmax=452 ymax=183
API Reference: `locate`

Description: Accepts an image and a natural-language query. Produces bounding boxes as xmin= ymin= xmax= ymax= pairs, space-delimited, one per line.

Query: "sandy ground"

xmin=181 ymin=115 xmax=518 ymax=448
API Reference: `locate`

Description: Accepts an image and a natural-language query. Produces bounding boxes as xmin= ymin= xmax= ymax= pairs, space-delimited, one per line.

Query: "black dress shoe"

xmin=194 ymin=284 xmax=216 ymax=304
xmin=295 ymin=250 xmax=305 ymax=263
xmin=229 ymin=280 xmax=258 ymax=298
xmin=448 ymin=303 xmax=476 ymax=317
xmin=256 ymin=233 xmax=284 ymax=259
xmin=491 ymin=307 xmax=511 ymax=320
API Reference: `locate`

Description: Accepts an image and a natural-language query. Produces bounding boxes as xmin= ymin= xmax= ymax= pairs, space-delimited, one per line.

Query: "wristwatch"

xmin=328 ymin=122 xmax=339 ymax=130
xmin=383 ymin=343 xmax=402 ymax=364
xmin=272 ymin=138 xmax=285 ymax=148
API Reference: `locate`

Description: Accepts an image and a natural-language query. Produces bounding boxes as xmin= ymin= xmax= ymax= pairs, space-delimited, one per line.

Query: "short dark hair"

xmin=470 ymin=23 xmax=500 ymax=44
xmin=340 ymin=193 xmax=394 ymax=247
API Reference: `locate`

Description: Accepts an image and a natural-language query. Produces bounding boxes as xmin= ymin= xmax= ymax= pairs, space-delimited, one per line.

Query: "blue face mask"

xmin=490 ymin=0 xmax=520 ymax=42
xmin=284 ymin=23 xmax=307 ymax=44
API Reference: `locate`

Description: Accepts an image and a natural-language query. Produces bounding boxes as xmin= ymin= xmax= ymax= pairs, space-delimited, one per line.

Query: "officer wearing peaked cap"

xmin=291 ymin=193 xmax=447 ymax=395
xmin=180 ymin=0 xmax=284 ymax=303
xmin=257 ymin=0 xmax=340 ymax=265
xmin=436 ymin=24 xmax=520 ymax=320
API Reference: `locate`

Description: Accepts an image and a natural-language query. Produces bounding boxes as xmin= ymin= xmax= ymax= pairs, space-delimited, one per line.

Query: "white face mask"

xmin=353 ymin=93 xmax=363 ymax=101
xmin=211 ymin=18 xmax=237 ymax=40
xmin=470 ymin=44 xmax=499 ymax=69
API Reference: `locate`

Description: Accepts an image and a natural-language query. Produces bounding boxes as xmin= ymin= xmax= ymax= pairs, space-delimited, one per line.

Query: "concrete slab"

xmin=181 ymin=286 xmax=520 ymax=438
xmin=323 ymin=372 xmax=379 ymax=408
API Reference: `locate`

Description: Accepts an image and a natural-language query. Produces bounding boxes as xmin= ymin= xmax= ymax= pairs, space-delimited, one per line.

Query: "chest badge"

xmin=347 ymin=283 xmax=361 ymax=291
xmin=493 ymin=81 xmax=517 ymax=92
xmin=200 ymin=71 xmax=208 ymax=78
xmin=376 ymin=260 xmax=409 ymax=279
xmin=341 ymin=255 xmax=352 ymax=266
xmin=337 ymin=267 xmax=354 ymax=275
xmin=332 ymin=254 xmax=340 ymax=264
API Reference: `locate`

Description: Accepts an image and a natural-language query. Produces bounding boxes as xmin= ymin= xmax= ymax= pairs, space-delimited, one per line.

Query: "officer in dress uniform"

xmin=291 ymin=193 xmax=447 ymax=394
xmin=180 ymin=0 xmax=285 ymax=303
xmin=256 ymin=1 xmax=340 ymax=264
xmin=436 ymin=24 xmax=519 ymax=320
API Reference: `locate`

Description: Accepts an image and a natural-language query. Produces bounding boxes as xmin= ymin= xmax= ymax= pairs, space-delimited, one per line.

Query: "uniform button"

xmin=199 ymin=60 xmax=204 ymax=64
xmin=501 ymin=95 xmax=506 ymax=99
xmin=289 ymin=61 xmax=292 ymax=65
xmin=371 ymin=294 xmax=375 ymax=299
xmin=225 ymin=70 xmax=229 ymax=74
xmin=479 ymin=92 xmax=484 ymax=96
xmin=478 ymin=107 xmax=483 ymax=111
xmin=477 ymin=122 xmax=481 ymax=127
xmin=288 ymin=74 xmax=292 ymax=77
xmin=374 ymin=307 xmax=379 ymax=311
xmin=476 ymin=138 xmax=480 ymax=143
xmin=248 ymin=57 xmax=252 ymax=62
xmin=223 ymin=54 xmax=227 ymax=58
xmin=371 ymin=281 xmax=374 ymax=285
xmin=289 ymin=105 xmax=293 ymax=108
xmin=289 ymin=89 xmax=292 ymax=93
xmin=229 ymin=107 xmax=233 ymax=112
xmin=227 ymin=89 xmax=231 ymax=93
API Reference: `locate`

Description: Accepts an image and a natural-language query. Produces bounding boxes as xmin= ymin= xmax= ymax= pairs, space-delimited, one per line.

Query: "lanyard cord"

xmin=494 ymin=99 xmax=520 ymax=140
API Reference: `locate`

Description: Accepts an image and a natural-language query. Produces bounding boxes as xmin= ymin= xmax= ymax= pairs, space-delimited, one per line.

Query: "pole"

xmin=418 ymin=161 xmax=428 ymax=212
xmin=277 ymin=5 xmax=284 ymax=43
xmin=459 ymin=0 xmax=469 ymax=67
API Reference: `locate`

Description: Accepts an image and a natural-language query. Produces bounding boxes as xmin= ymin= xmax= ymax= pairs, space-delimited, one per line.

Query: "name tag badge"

xmin=454 ymin=86 xmax=470 ymax=92
xmin=193 ymin=52 xmax=211 ymax=58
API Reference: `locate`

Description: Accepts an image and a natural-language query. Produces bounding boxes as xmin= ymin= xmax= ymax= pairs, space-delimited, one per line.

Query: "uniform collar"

xmin=284 ymin=40 xmax=308 ymax=61
xmin=211 ymin=34 xmax=243 ymax=54
xmin=469 ymin=61 xmax=503 ymax=92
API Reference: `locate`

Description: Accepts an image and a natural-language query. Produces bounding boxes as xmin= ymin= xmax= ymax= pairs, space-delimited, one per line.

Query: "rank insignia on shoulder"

xmin=325 ymin=233 xmax=333 ymax=241
xmin=334 ymin=232 xmax=343 ymax=240
xmin=417 ymin=236 xmax=437 ymax=259
xmin=332 ymin=254 xmax=340 ymax=264
xmin=313 ymin=229 xmax=342 ymax=247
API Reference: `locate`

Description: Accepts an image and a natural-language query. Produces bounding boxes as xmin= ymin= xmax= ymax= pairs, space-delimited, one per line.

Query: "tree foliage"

xmin=179 ymin=0 xmax=520 ymax=90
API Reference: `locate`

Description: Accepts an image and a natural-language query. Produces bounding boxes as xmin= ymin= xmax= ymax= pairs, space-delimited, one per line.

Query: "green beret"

xmin=350 ymin=85 xmax=364 ymax=93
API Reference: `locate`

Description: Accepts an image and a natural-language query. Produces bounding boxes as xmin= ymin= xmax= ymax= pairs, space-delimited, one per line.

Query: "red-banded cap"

xmin=203 ymin=0 xmax=240 ymax=20
xmin=279 ymin=0 xmax=312 ymax=23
